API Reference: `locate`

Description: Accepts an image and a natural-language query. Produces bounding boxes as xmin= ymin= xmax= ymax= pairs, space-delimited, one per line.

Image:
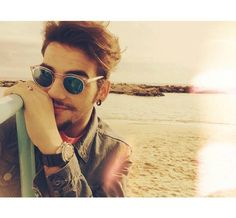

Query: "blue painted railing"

xmin=0 ymin=94 xmax=35 ymax=197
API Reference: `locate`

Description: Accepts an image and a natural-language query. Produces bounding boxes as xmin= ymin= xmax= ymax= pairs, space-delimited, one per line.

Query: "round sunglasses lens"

xmin=64 ymin=77 xmax=84 ymax=94
xmin=33 ymin=68 xmax=52 ymax=87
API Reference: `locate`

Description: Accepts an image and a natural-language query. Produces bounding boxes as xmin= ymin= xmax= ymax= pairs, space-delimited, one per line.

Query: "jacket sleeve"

xmin=0 ymin=115 xmax=21 ymax=197
xmin=33 ymin=153 xmax=93 ymax=197
xmin=93 ymin=142 xmax=132 ymax=197
xmin=33 ymin=141 xmax=132 ymax=197
xmin=0 ymin=116 xmax=90 ymax=197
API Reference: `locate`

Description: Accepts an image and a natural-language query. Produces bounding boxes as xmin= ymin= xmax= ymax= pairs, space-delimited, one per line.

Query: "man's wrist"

xmin=40 ymin=146 xmax=61 ymax=155
xmin=37 ymin=134 xmax=63 ymax=154
xmin=41 ymin=142 xmax=74 ymax=167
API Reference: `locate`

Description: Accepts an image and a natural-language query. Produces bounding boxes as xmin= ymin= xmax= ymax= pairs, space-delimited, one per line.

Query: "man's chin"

xmin=57 ymin=120 xmax=73 ymax=132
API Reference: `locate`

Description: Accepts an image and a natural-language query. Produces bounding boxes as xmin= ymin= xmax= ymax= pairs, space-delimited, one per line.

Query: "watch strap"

xmin=42 ymin=153 xmax=66 ymax=167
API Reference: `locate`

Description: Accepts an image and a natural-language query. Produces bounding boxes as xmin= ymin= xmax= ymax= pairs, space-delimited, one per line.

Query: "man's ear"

xmin=96 ymin=80 xmax=111 ymax=102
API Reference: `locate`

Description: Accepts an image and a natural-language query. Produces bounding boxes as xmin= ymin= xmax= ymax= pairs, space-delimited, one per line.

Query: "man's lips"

xmin=52 ymin=100 xmax=76 ymax=112
xmin=53 ymin=103 xmax=69 ymax=111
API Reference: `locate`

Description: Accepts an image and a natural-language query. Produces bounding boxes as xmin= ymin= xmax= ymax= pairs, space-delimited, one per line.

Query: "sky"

xmin=1 ymin=21 xmax=236 ymax=86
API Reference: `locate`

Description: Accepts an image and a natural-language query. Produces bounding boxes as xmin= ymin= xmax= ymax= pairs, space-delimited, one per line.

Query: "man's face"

xmin=41 ymin=42 xmax=99 ymax=133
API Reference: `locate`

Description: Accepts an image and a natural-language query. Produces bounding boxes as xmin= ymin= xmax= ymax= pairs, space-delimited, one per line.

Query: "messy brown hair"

xmin=41 ymin=21 xmax=121 ymax=79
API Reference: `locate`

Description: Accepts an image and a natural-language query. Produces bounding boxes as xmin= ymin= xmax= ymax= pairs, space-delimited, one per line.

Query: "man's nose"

xmin=47 ymin=78 xmax=67 ymax=100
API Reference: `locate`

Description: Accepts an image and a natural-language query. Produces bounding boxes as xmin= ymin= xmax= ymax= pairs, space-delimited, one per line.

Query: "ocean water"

xmin=97 ymin=93 xmax=236 ymax=127
xmin=1 ymin=87 xmax=236 ymax=127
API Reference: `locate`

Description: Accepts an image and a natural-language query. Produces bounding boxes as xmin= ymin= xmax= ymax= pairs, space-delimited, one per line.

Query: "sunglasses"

xmin=30 ymin=65 xmax=104 ymax=94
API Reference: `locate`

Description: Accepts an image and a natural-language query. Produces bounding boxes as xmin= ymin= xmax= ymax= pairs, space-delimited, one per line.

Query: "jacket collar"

xmin=74 ymin=107 xmax=98 ymax=163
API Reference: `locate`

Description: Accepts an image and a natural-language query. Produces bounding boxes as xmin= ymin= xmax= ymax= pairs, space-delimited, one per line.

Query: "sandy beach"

xmin=105 ymin=119 xmax=210 ymax=197
xmin=108 ymin=119 xmax=236 ymax=197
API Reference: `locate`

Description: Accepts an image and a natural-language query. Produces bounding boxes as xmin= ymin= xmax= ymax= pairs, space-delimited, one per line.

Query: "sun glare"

xmin=197 ymin=142 xmax=236 ymax=196
xmin=191 ymin=70 xmax=236 ymax=93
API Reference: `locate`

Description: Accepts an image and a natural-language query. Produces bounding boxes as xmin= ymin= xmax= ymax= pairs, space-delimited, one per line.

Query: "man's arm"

xmin=3 ymin=82 xmax=132 ymax=197
xmin=33 ymin=153 xmax=93 ymax=197
xmin=33 ymin=141 xmax=132 ymax=197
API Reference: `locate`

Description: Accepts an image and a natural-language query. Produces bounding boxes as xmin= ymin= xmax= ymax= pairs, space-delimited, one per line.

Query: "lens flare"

xmin=191 ymin=70 xmax=236 ymax=94
xmin=197 ymin=142 xmax=236 ymax=196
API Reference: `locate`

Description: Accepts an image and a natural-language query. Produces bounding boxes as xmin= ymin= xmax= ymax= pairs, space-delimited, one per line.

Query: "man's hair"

xmin=41 ymin=21 xmax=121 ymax=79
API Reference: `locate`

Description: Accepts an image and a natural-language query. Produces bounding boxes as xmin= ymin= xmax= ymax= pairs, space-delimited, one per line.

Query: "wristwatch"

xmin=42 ymin=142 xmax=74 ymax=167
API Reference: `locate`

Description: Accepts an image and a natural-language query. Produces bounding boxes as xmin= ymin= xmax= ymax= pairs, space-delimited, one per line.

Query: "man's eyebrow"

xmin=65 ymin=70 xmax=89 ymax=79
xmin=40 ymin=63 xmax=89 ymax=79
xmin=40 ymin=63 xmax=54 ymax=71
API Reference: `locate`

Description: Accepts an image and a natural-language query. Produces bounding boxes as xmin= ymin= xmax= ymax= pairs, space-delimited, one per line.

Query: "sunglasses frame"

xmin=30 ymin=65 xmax=104 ymax=94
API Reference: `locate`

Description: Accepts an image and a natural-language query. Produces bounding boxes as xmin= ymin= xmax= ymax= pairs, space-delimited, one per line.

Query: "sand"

xmin=106 ymin=119 xmax=211 ymax=197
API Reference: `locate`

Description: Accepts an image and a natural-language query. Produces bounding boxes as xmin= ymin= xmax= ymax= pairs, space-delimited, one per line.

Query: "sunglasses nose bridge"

xmin=51 ymin=72 xmax=68 ymax=86
xmin=53 ymin=72 xmax=65 ymax=79
xmin=47 ymin=76 xmax=68 ymax=99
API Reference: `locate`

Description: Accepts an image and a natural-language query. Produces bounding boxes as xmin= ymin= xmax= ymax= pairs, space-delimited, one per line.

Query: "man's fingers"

xmin=3 ymin=82 xmax=24 ymax=96
xmin=3 ymin=80 xmax=45 ymax=96
xmin=25 ymin=80 xmax=49 ymax=96
xmin=3 ymin=80 xmax=34 ymax=97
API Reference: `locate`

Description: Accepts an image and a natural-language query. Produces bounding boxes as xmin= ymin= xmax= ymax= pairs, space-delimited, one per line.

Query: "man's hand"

xmin=4 ymin=81 xmax=62 ymax=154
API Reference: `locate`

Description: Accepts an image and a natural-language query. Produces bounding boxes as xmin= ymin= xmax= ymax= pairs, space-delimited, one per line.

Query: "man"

xmin=0 ymin=21 xmax=132 ymax=197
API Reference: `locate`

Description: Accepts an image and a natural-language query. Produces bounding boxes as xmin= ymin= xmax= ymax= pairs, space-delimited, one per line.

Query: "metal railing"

xmin=0 ymin=94 xmax=35 ymax=197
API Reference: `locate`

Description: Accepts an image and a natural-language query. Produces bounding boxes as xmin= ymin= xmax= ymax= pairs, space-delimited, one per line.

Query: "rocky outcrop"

xmin=110 ymin=83 xmax=191 ymax=97
xmin=110 ymin=83 xmax=165 ymax=97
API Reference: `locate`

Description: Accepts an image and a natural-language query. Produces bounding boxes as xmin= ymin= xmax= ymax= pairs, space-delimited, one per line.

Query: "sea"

xmin=98 ymin=93 xmax=236 ymax=127
xmin=1 ymin=88 xmax=236 ymax=128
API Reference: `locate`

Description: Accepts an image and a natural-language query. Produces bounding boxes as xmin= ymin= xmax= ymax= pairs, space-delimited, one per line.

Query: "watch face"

xmin=62 ymin=143 xmax=74 ymax=161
